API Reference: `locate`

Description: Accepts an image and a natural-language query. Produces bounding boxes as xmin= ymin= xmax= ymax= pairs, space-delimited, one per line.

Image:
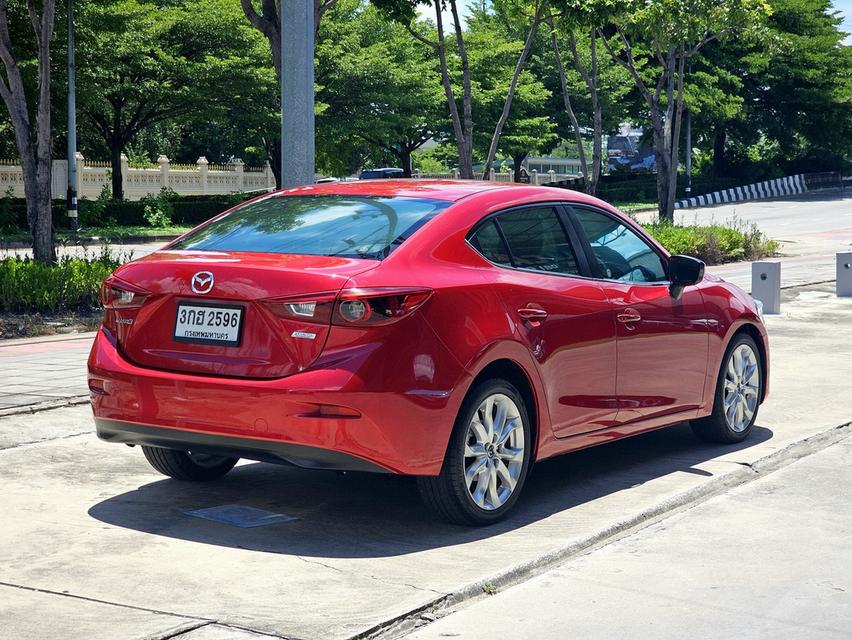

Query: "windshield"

xmin=169 ymin=195 xmax=450 ymax=259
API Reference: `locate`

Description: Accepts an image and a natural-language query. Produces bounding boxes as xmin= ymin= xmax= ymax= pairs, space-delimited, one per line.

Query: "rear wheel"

xmin=691 ymin=333 xmax=763 ymax=444
xmin=141 ymin=446 xmax=238 ymax=481
xmin=418 ymin=379 xmax=532 ymax=526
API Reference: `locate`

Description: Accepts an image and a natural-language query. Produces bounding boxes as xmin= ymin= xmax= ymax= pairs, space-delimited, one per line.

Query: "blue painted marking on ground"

xmin=185 ymin=504 xmax=298 ymax=527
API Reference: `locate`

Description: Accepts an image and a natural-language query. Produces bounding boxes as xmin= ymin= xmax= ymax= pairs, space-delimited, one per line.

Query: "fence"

xmin=0 ymin=154 xmax=277 ymax=201
xmin=412 ymin=169 xmax=571 ymax=185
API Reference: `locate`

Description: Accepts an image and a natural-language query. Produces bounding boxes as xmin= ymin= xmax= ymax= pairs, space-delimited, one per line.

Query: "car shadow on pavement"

xmin=88 ymin=423 xmax=773 ymax=557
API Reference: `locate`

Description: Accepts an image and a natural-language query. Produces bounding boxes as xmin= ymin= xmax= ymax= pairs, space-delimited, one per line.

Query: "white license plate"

xmin=174 ymin=303 xmax=243 ymax=346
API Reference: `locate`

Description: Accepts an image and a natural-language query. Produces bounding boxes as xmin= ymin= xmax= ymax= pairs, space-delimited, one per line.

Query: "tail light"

xmin=262 ymin=288 xmax=432 ymax=327
xmin=101 ymin=277 xmax=151 ymax=337
xmin=101 ymin=278 xmax=149 ymax=309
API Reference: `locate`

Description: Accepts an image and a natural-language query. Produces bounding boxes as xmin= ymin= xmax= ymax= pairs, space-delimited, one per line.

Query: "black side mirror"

xmin=668 ymin=254 xmax=705 ymax=300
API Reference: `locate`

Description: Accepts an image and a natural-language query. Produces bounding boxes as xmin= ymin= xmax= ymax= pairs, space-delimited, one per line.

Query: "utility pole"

xmin=66 ymin=0 xmax=78 ymax=236
xmin=280 ymin=0 xmax=315 ymax=188
xmin=685 ymin=109 xmax=692 ymax=196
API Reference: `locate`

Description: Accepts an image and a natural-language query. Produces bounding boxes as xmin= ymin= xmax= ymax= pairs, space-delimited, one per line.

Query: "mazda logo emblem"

xmin=191 ymin=271 xmax=214 ymax=294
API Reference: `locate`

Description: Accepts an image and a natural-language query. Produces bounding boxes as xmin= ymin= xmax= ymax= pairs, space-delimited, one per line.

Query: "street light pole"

xmin=280 ymin=0 xmax=315 ymax=188
xmin=66 ymin=0 xmax=78 ymax=236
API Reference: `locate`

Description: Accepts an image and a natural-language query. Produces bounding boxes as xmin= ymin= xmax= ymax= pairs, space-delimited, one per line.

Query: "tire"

xmin=141 ymin=446 xmax=238 ymax=481
xmin=691 ymin=333 xmax=763 ymax=444
xmin=417 ymin=379 xmax=533 ymax=526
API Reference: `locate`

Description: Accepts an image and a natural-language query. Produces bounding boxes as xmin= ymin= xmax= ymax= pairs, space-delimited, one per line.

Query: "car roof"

xmin=272 ymin=179 xmax=576 ymax=203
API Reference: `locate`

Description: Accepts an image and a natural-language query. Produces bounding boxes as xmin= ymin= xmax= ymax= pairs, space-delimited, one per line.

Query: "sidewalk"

xmin=0 ymin=333 xmax=94 ymax=413
xmin=407 ymin=435 xmax=852 ymax=640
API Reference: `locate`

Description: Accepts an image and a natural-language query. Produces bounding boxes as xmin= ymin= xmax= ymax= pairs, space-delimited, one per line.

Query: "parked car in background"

xmin=359 ymin=167 xmax=404 ymax=179
xmin=89 ymin=180 xmax=768 ymax=526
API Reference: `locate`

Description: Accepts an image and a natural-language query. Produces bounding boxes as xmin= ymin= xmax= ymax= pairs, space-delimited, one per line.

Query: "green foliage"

xmin=80 ymin=184 xmax=115 ymax=228
xmin=646 ymin=220 xmax=779 ymax=265
xmin=0 ymin=249 xmax=126 ymax=313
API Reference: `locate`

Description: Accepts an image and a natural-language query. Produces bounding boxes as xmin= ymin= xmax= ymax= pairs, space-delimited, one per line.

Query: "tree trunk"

xmin=512 ymin=151 xmax=528 ymax=176
xmin=449 ymin=0 xmax=474 ymax=178
xmin=549 ymin=22 xmax=588 ymax=187
xmin=654 ymin=132 xmax=673 ymax=221
xmin=110 ymin=142 xmax=124 ymax=200
xmin=482 ymin=1 xmax=546 ymax=180
xmin=588 ymin=32 xmax=602 ymax=196
xmin=0 ymin=0 xmax=56 ymax=262
xmin=713 ymin=125 xmax=727 ymax=176
xmin=400 ymin=148 xmax=412 ymax=178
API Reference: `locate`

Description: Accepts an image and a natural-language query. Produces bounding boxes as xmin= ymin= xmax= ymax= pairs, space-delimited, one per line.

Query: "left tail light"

xmin=101 ymin=278 xmax=149 ymax=309
xmin=262 ymin=287 xmax=432 ymax=328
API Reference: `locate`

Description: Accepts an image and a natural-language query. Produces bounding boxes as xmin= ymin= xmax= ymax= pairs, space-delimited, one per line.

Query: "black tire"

xmin=417 ymin=379 xmax=533 ymax=526
xmin=141 ymin=446 xmax=238 ymax=481
xmin=691 ymin=333 xmax=763 ymax=444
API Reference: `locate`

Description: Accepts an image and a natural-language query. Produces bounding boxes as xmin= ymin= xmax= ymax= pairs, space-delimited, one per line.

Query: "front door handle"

xmin=617 ymin=310 xmax=642 ymax=324
xmin=518 ymin=307 xmax=548 ymax=321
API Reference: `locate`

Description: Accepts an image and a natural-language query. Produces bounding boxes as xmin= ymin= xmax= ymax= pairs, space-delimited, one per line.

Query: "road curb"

xmin=360 ymin=420 xmax=852 ymax=640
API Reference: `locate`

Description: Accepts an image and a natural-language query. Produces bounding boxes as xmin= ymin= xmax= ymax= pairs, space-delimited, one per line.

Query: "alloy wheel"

xmin=463 ymin=393 xmax=525 ymax=510
xmin=722 ymin=343 xmax=760 ymax=432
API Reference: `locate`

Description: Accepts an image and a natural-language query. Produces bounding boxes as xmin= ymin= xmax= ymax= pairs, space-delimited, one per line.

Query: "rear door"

xmin=469 ymin=205 xmax=619 ymax=437
xmin=567 ymin=205 xmax=710 ymax=423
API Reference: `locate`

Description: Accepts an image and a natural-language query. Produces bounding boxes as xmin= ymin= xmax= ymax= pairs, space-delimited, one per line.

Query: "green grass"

xmin=645 ymin=221 xmax=779 ymax=265
xmin=0 ymin=249 xmax=127 ymax=314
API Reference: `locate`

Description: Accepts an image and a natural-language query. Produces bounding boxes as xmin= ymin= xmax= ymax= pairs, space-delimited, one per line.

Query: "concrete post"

xmin=452 ymin=169 xmax=460 ymax=179
xmin=281 ymin=0 xmax=315 ymax=187
xmin=837 ymin=252 xmax=852 ymax=297
xmin=234 ymin=158 xmax=245 ymax=192
xmin=751 ymin=261 xmax=781 ymax=314
xmin=413 ymin=169 xmax=420 ymax=179
xmin=119 ymin=153 xmax=129 ymax=197
xmin=158 ymin=155 xmax=170 ymax=189
xmin=264 ymin=161 xmax=274 ymax=191
xmin=548 ymin=170 xmax=556 ymax=183
xmin=532 ymin=169 xmax=538 ymax=185
xmin=197 ymin=156 xmax=208 ymax=195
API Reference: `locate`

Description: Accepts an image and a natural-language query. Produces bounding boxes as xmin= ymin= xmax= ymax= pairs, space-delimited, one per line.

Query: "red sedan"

xmin=88 ymin=180 xmax=768 ymax=525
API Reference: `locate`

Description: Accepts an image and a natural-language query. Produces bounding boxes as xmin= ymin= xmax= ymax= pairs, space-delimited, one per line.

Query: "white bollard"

xmin=751 ymin=261 xmax=781 ymax=314
xmin=838 ymin=252 xmax=852 ymax=297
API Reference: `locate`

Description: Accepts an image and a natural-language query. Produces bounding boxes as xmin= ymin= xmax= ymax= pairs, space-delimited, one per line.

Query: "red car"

xmin=89 ymin=180 xmax=768 ymax=525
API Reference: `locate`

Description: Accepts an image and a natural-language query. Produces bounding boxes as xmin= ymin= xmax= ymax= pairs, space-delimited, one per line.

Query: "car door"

xmin=468 ymin=204 xmax=619 ymax=437
xmin=568 ymin=205 xmax=710 ymax=423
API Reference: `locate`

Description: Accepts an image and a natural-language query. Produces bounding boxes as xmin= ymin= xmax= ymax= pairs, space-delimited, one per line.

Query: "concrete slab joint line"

xmin=361 ymin=419 xmax=852 ymax=640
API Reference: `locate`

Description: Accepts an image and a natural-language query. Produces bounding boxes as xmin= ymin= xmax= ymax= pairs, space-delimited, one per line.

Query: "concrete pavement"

xmin=406 ymin=434 xmax=852 ymax=640
xmin=0 ymin=283 xmax=850 ymax=639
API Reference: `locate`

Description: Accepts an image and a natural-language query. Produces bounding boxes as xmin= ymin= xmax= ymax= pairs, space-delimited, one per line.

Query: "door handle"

xmin=617 ymin=310 xmax=642 ymax=324
xmin=518 ymin=307 xmax=548 ymax=321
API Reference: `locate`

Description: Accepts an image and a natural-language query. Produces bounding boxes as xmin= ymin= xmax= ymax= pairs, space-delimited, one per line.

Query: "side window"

xmin=497 ymin=207 xmax=580 ymax=275
xmin=470 ymin=220 xmax=512 ymax=266
xmin=572 ymin=208 xmax=667 ymax=283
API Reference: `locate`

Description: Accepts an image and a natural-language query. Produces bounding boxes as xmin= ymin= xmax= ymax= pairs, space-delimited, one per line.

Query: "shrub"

xmin=645 ymin=221 xmax=779 ymax=265
xmin=141 ymin=188 xmax=175 ymax=227
xmin=0 ymin=248 xmax=126 ymax=313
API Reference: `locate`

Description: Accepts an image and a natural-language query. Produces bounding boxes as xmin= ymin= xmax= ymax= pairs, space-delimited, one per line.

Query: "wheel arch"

xmin=468 ymin=358 xmax=541 ymax=463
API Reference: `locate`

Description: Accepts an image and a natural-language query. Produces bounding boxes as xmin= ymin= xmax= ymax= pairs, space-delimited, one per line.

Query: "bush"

xmin=141 ymin=188 xmax=176 ymax=227
xmin=645 ymin=221 xmax=779 ymax=265
xmin=0 ymin=249 xmax=125 ymax=313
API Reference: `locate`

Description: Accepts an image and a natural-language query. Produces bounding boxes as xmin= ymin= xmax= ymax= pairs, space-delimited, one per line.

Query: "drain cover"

xmin=185 ymin=504 xmax=297 ymax=528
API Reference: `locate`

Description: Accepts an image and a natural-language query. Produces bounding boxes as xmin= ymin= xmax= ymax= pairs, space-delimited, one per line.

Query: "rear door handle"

xmin=617 ymin=310 xmax=642 ymax=324
xmin=518 ymin=307 xmax=548 ymax=321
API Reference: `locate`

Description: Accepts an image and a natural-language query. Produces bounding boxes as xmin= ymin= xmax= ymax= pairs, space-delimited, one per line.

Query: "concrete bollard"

xmin=838 ymin=252 xmax=852 ymax=297
xmin=751 ymin=261 xmax=781 ymax=314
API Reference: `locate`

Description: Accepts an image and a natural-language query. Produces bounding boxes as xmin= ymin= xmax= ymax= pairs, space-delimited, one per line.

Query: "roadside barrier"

xmin=752 ymin=261 xmax=781 ymax=314
xmin=675 ymin=175 xmax=806 ymax=209
xmin=838 ymin=252 xmax=852 ymax=297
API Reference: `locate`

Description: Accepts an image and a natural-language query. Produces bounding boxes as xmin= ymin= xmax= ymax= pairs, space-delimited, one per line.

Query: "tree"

xmin=596 ymin=0 xmax=771 ymax=220
xmin=77 ymin=0 xmax=267 ymax=199
xmin=0 ymin=0 xmax=56 ymax=262
xmin=316 ymin=1 xmax=445 ymax=176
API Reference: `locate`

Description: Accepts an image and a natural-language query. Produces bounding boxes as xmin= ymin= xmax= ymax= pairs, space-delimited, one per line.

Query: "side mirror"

xmin=668 ymin=255 xmax=705 ymax=300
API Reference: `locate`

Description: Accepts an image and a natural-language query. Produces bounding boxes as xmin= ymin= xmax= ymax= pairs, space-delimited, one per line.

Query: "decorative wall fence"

xmin=0 ymin=154 xmax=276 ymax=201
xmin=412 ymin=169 xmax=572 ymax=185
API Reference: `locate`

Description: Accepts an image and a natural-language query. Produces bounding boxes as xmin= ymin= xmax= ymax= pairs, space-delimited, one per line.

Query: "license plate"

xmin=173 ymin=302 xmax=243 ymax=346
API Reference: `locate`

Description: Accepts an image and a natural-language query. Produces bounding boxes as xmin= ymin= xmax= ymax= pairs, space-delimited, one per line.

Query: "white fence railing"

xmin=413 ymin=169 xmax=574 ymax=185
xmin=0 ymin=153 xmax=276 ymax=201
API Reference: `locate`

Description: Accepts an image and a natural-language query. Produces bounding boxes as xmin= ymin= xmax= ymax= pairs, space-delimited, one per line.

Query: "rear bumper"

xmin=88 ymin=327 xmax=467 ymax=475
xmin=95 ymin=418 xmax=388 ymax=473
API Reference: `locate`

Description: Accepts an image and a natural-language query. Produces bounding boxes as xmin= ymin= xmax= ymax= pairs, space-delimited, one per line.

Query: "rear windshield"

xmin=169 ymin=195 xmax=449 ymax=259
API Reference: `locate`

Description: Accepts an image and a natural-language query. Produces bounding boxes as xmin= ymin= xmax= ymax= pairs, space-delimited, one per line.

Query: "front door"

xmin=569 ymin=206 xmax=710 ymax=423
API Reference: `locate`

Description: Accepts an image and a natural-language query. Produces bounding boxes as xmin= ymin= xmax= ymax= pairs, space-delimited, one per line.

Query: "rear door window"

xmin=497 ymin=207 xmax=581 ymax=275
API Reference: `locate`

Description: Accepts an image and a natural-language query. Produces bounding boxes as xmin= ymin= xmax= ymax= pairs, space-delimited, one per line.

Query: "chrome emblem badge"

xmin=191 ymin=271 xmax=214 ymax=294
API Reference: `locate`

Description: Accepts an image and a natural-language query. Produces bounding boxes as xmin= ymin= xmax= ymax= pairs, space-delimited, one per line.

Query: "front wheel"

xmin=691 ymin=333 xmax=763 ymax=443
xmin=141 ymin=446 xmax=238 ymax=481
xmin=418 ymin=379 xmax=532 ymax=526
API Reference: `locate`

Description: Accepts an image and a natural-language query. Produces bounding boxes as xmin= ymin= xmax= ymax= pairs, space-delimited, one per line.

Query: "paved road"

xmin=407 ymin=435 xmax=852 ymax=640
xmin=1 ymin=285 xmax=850 ymax=639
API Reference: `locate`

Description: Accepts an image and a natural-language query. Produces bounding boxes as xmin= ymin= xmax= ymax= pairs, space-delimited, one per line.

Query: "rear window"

xmin=169 ymin=195 xmax=449 ymax=259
